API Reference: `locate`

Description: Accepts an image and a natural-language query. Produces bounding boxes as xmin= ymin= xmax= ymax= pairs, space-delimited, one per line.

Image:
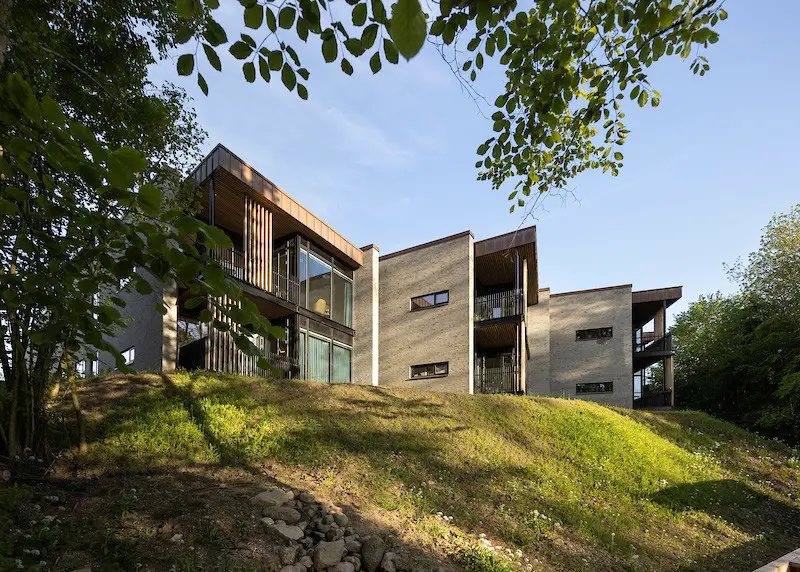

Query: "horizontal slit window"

xmin=411 ymin=290 xmax=449 ymax=311
xmin=576 ymin=382 xmax=613 ymax=394
xmin=410 ymin=362 xmax=449 ymax=379
xmin=576 ymin=327 xmax=613 ymax=341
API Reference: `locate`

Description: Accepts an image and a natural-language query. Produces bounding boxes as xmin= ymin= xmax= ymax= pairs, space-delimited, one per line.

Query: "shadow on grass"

xmin=650 ymin=479 xmax=800 ymax=571
xmin=64 ymin=374 xmax=800 ymax=572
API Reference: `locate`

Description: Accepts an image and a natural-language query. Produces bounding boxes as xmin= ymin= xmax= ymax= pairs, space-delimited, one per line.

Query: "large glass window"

xmin=332 ymin=272 xmax=353 ymax=327
xmin=332 ymin=344 xmax=352 ymax=384
xmin=308 ymin=253 xmax=332 ymax=318
xmin=299 ymin=248 xmax=308 ymax=307
xmin=307 ymin=333 xmax=330 ymax=382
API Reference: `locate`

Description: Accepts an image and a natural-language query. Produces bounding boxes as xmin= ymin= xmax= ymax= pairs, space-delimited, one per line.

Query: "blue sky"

xmin=151 ymin=1 xmax=800 ymax=323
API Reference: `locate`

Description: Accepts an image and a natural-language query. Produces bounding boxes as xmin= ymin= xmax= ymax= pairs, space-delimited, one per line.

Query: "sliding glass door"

xmin=298 ymin=328 xmax=351 ymax=384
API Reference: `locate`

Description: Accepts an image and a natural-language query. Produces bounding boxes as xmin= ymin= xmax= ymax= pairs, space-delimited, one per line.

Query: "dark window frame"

xmin=576 ymin=382 xmax=614 ymax=394
xmin=121 ymin=346 xmax=135 ymax=366
xmin=409 ymin=362 xmax=449 ymax=379
xmin=410 ymin=290 xmax=450 ymax=311
xmin=575 ymin=327 xmax=613 ymax=341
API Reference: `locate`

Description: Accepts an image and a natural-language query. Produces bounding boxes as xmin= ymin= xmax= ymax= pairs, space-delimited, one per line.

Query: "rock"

xmin=169 ymin=534 xmax=184 ymax=543
xmin=379 ymin=552 xmax=397 ymax=572
xmin=301 ymin=537 xmax=314 ymax=549
xmin=322 ymin=514 xmax=335 ymax=525
xmin=317 ymin=523 xmax=332 ymax=534
xmin=312 ymin=539 xmax=346 ymax=570
xmin=361 ymin=536 xmax=386 ymax=572
xmin=279 ymin=565 xmax=305 ymax=572
xmin=326 ymin=528 xmax=344 ymax=541
xmin=268 ymin=524 xmax=304 ymax=542
xmin=344 ymin=555 xmax=361 ymax=571
xmin=344 ymin=538 xmax=362 ymax=553
xmin=261 ymin=517 xmax=275 ymax=526
xmin=299 ymin=555 xmax=313 ymax=568
xmin=333 ymin=513 xmax=349 ymax=527
xmin=344 ymin=527 xmax=355 ymax=537
xmin=298 ymin=492 xmax=316 ymax=503
xmin=251 ymin=487 xmax=294 ymax=507
xmin=280 ymin=545 xmax=299 ymax=565
xmin=298 ymin=520 xmax=308 ymax=531
xmin=69 ymin=569 xmax=92 ymax=572
xmin=263 ymin=506 xmax=303 ymax=524
xmin=331 ymin=563 xmax=355 ymax=572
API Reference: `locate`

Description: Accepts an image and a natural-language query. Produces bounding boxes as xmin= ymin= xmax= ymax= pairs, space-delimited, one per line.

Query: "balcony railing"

xmin=211 ymin=247 xmax=245 ymax=282
xmin=474 ymin=289 xmax=523 ymax=322
xmin=634 ymin=333 xmax=673 ymax=353
xmin=271 ymin=270 xmax=300 ymax=305
xmin=634 ymin=389 xmax=672 ymax=408
xmin=475 ymin=363 xmax=517 ymax=394
xmin=210 ymin=248 xmax=300 ymax=305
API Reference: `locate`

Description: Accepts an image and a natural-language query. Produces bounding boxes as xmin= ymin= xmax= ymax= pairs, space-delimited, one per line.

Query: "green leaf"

xmin=614 ymin=151 xmax=623 ymax=161
xmin=388 ymin=0 xmax=426 ymax=60
xmin=203 ymin=20 xmax=228 ymax=46
xmin=244 ymin=4 xmax=263 ymax=28
xmin=177 ymin=53 xmax=194 ymax=76
xmin=243 ymin=61 xmax=256 ymax=83
xmin=371 ymin=0 xmax=387 ymax=22
xmin=281 ymin=64 xmax=297 ymax=91
xmin=297 ymin=84 xmax=309 ymax=100
xmin=197 ymin=72 xmax=209 ymax=95
xmin=229 ymin=41 xmax=253 ymax=59
xmin=352 ymin=2 xmax=367 ymax=26
xmin=203 ymin=43 xmax=222 ymax=71
xmin=268 ymin=50 xmax=283 ymax=71
xmin=637 ymin=90 xmax=649 ymax=107
xmin=279 ymin=6 xmax=296 ymax=29
xmin=258 ymin=56 xmax=271 ymax=81
xmin=344 ymin=38 xmax=364 ymax=56
xmin=369 ymin=51 xmax=382 ymax=73
xmin=361 ymin=23 xmax=379 ymax=49
xmin=341 ymin=58 xmax=354 ymax=75
xmin=383 ymin=38 xmax=399 ymax=64
xmin=266 ymin=8 xmax=277 ymax=32
xmin=322 ymin=37 xmax=338 ymax=63
xmin=175 ymin=0 xmax=199 ymax=19
xmin=0 ymin=199 xmax=18 ymax=215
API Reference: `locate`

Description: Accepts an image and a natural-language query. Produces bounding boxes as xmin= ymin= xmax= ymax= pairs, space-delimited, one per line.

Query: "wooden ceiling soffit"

xmin=188 ymin=144 xmax=364 ymax=268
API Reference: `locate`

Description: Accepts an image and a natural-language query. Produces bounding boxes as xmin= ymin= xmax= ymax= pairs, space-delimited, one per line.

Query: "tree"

xmin=673 ymin=205 xmax=800 ymax=444
xmin=0 ymin=1 xmax=281 ymax=457
xmin=175 ymin=0 xmax=727 ymax=210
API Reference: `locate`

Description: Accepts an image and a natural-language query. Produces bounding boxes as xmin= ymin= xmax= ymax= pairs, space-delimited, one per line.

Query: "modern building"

xmin=88 ymin=144 xmax=680 ymax=408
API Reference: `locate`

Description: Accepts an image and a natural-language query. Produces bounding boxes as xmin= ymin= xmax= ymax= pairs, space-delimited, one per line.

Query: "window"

xmin=121 ymin=346 xmax=135 ymax=366
xmin=576 ymin=327 xmax=613 ymax=341
xmin=332 ymin=344 xmax=352 ymax=384
xmin=410 ymin=362 xmax=449 ymax=379
xmin=307 ymin=253 xmax=332 ymax=318
xmin=331 ymin=271 xmax=353 ymax=327
xmin=576 ymin=382 xmax=613 ymax=394
xmin=306 ymin=333 xmax=330 ymax=382
xmin=76 ymin=361 xmax=86 ymax=378
xmin=411 ymin=290 xmax=449 ymax=311
xmin=90 ymin=359 xmax=99 ymax=376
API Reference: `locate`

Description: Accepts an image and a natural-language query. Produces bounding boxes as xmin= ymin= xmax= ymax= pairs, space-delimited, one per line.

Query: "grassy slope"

xmin=53 ymin=374 xmax=800 ymax=570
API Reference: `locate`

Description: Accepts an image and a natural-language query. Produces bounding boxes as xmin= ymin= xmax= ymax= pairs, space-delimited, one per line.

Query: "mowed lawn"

xmin=54 ymin=373 xmax=800 ymax=571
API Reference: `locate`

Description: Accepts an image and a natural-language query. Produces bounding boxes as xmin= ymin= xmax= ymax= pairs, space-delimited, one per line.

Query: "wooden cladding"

xmin=244 ymin=195 xmax=271 ymax=291
xmin=205 ymin=295 xmax=239 ymax=373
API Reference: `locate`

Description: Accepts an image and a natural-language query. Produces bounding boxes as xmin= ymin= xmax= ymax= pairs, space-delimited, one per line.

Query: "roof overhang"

xmin=474 ymin=226 xmax=538 ymax=305
xmin=188 ymin=144 xmax=364 ymax=268
xmin=632 ymin=286 xmax=683 ymax=329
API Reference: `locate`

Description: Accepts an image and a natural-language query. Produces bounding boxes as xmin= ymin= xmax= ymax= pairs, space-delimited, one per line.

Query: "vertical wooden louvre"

xmin=243 ymin=195 xmax=271 ymax=291
xmin=205 ymin=295 xmax=240 ymax=374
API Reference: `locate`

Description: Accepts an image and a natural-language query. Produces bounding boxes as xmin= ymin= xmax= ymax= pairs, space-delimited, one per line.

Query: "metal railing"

xmin=210 ymin=247 xmax=245 ymax=282
xmin=634 ymin=389 xmax=672 ymax=408
xmin=271 ymin=270 xmax=300 ymax=304
xmin=475 ymin=363 xmax=517 ymax=394
xmin=474 ymin=289 xmax=523 ymax=322
xmin=634 ymin=333 xmax=673 ymax=353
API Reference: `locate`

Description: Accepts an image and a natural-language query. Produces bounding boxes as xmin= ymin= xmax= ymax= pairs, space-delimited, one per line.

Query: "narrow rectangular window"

xmin=411 ymin=290 xmax=449 ymax=311
xmin=121 ymin=346 xmax=135 ymax=365
xmin=332 ymin=344 xmax=352 ymax=384
xmin=576 ymin=382 xmax=614 ymax=394
xmin=410 ymin=362 xmax=449 ymax=378
xmin=576 ymin=327 xmax=613 ymax=341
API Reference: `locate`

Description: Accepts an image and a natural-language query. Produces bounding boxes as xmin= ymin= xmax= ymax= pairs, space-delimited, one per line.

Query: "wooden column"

xmin=243 ymin=196 xmax=271 ymax=291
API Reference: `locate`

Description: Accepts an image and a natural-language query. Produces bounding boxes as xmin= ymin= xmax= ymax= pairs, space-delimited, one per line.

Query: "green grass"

xmin=59 ymin=373 xmax=800 ymax=571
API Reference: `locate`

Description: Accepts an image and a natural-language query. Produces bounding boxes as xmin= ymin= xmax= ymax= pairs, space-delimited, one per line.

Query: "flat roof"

xmin=379 ymin=230 xmax=473 ymax=261
xmin=550 ymin=284 xmax=633 ymax=298
xmin=632 ymin=286 xmax=683 ymax=305
xmin=188 ymin=144 xmax=364 ymax=267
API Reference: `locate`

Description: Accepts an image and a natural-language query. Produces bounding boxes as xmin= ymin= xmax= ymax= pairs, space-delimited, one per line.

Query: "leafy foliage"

xmin=177 ymin=0 xmax=727 ymax=210
xmin=673 ymin=205 xmax=800 ymax=444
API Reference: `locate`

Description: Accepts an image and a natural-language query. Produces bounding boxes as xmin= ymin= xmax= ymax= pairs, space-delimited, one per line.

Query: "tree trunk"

xmin=65 ymin=353 xmax=87 ymax=453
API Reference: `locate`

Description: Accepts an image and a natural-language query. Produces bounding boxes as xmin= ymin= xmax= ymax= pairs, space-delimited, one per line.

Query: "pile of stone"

xmin=251 ymin=487 xmax=404 ymax=572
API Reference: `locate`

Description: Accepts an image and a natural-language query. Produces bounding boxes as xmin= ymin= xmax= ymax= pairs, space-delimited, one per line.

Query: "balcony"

xmin=178 ymin=336 xmax=299 ymax=379
xmin=634 ymin=333 xmax=673 ymax=353
xmin=474 ymin=289 xmax=523 ymax=322
xmin=475 ymin=362 xmax=517 ymax=394
xmin=634 ymin=389 xmax=673 ymax=409
xmin=210 ymin=247 xmax=299 ymax=305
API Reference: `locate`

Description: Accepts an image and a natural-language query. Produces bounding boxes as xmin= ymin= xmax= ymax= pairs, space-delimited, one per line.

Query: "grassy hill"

xmin=4 ymin=373 xmax=799 ymax=571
